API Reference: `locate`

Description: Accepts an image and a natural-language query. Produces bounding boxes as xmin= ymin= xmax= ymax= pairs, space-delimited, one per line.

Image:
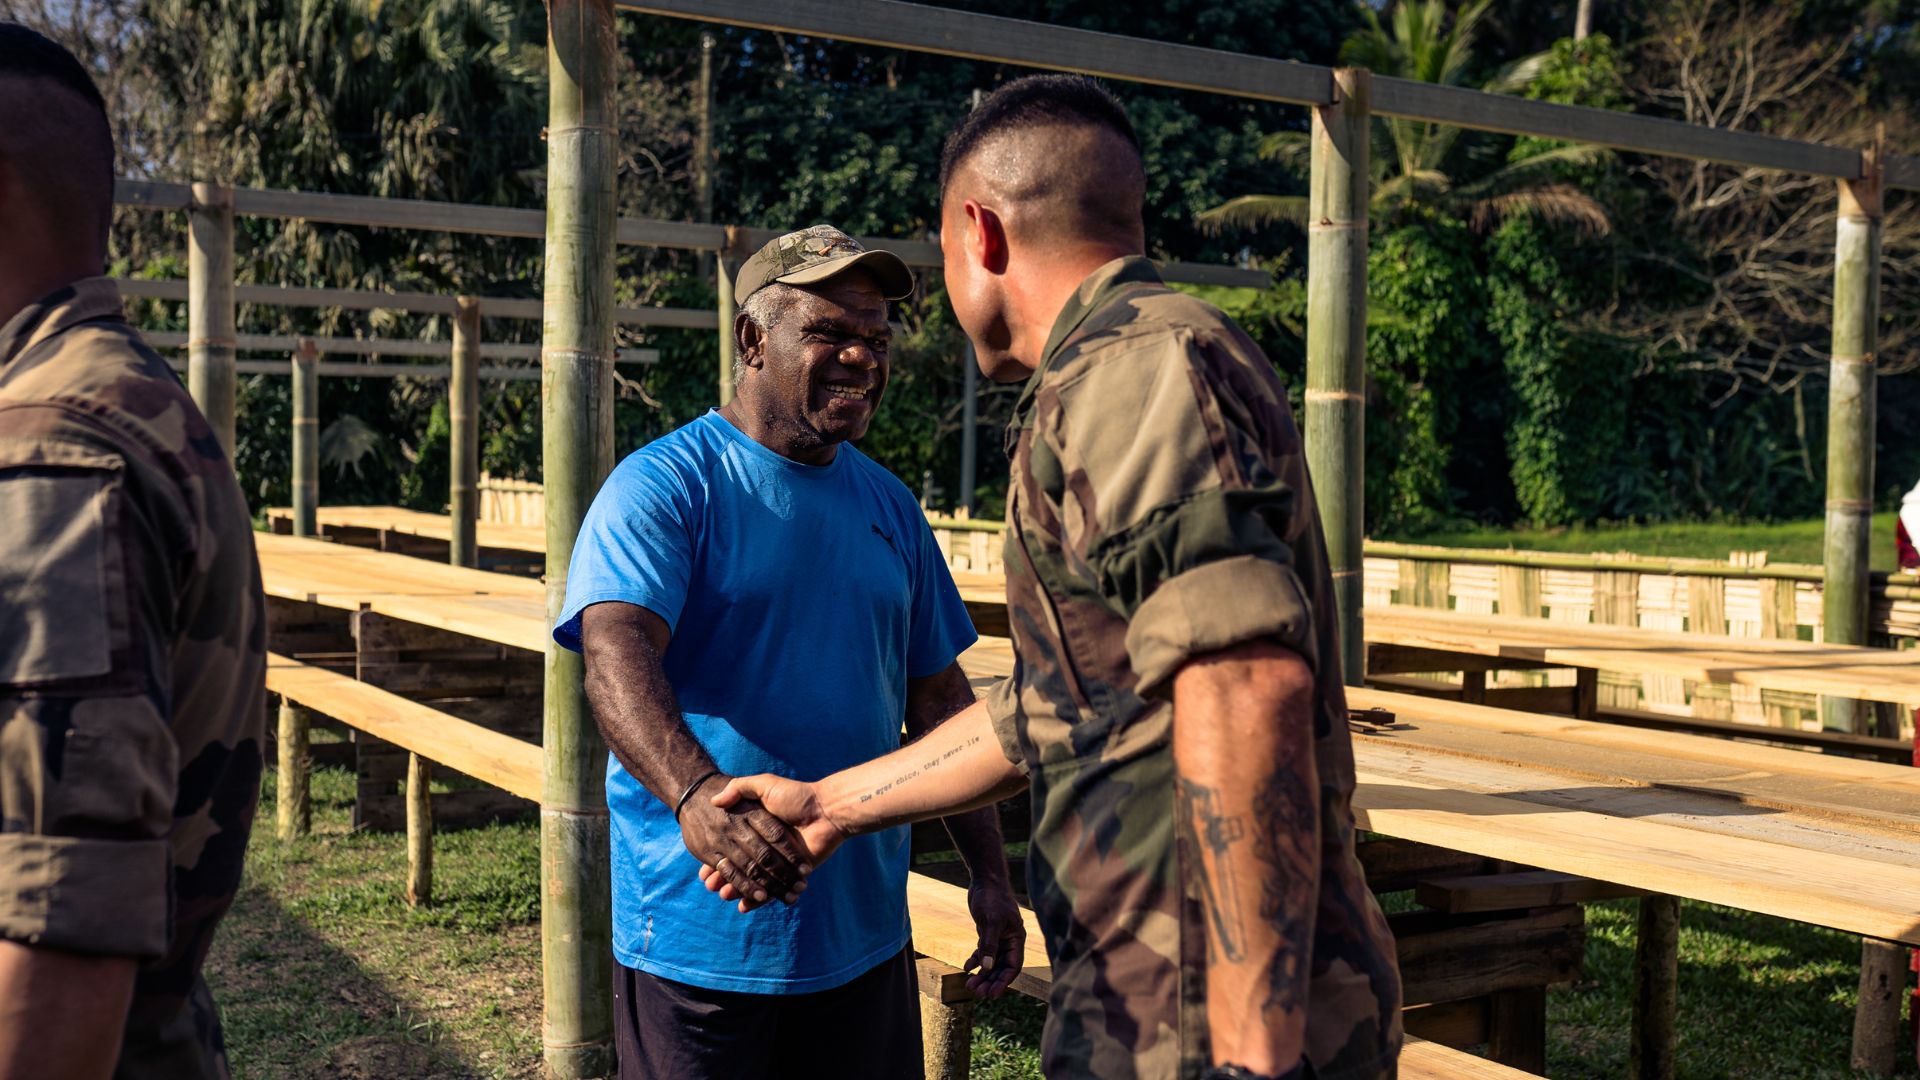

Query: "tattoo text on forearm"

xmin=859 ymin=733 xmax=984 ymax=803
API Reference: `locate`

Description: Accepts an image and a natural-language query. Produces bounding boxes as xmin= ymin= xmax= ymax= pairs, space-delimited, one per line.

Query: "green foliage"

xmin=1366 ymin=218 xmax=1486 ymax=529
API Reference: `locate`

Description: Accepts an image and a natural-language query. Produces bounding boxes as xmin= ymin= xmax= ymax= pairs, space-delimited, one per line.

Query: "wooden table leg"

xmin=276 ymin=697 xmax=311 ymax=840
xmin=1461 ymin=670 xmax=1488 ymax=705
xmin=916 ymin=957 xmax=974 ymax=1080
xmin=1487 ymin=985 xmax=1546 ymax=1074
xmin=1852 ymin=937 xmax=1904 ymax=1075
xmin=1575 ymin=667 xmax=1600 ymax=719
xmin=1631 ymin=894 xmax=1680 ymax=1080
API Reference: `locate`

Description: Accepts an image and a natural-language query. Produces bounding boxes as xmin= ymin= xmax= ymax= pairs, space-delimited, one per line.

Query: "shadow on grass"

xmin=205 ymin=766 xmax=543 ymax=1080
xmin=1550 ymin=899 xmax=1917 ymax=1080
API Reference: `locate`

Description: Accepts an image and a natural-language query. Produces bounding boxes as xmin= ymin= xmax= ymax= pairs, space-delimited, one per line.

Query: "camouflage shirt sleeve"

xmin=1045 ymin=322 xmax=1319 ymax=700
xmin=0 ymin=408 xmax=183 ymax=960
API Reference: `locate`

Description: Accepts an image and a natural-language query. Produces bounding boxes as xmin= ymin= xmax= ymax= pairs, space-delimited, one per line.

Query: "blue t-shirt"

xmin=552 ymin=410 xmax=978 ymax=993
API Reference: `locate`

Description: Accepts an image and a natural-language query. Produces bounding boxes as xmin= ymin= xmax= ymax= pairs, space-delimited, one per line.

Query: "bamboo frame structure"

xmin=450 ymin=298 xmax=481 ymax=569
xmin=188 ymin=182 xmax=237 ymax=456
xmin=539 ymin=0 xmax=619 ymax=1073
xmin=1306 ymin=68 xmax=1370 ymax=687
xmin=291 ymin=337 xmax=319 ymax=537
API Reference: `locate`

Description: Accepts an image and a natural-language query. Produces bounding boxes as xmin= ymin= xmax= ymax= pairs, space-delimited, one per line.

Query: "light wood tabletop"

xmin=258 ymin=532 xmax=1920 ymax=945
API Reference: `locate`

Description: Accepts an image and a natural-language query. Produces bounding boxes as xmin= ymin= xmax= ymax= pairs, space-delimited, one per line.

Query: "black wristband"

xmin=673 ymin=769 xmax=724 ymax=821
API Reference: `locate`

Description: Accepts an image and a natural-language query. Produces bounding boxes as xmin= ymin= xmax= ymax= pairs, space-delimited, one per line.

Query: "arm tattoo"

xmin=1251 ymin=766 xmax=1319 ymax=1013
xmin=1179 ymin=777 xmax=1249 ymax=964
xmin=857 ymin=733 xmax=983 ymax=803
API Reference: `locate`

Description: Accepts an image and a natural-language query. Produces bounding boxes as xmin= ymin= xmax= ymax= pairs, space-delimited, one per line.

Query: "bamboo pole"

xmin=405 ymin=754 xmax=433 ymax=906
xmin=541 ymin=0 xmax=617 ymax=1074
xmin=1823 ymin=139 xmax=1883 ymax=736
xmin=188 ymin=182 xmax=237 ymax=458
xmin=717 ymin=226 xmax=738 ymax=405
xmin=450 ymin=297 xmax=481 ymax=569
xmin=1305 ymin=67 xmax=1370 ymax=687
xmin=275 ymin=698 xmax=310 ymax=840
xmin=291 ymin=338 xmax=319 ymax=537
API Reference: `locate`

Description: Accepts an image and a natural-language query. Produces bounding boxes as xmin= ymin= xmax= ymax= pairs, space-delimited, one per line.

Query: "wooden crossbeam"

xmin=264 ymin=651 xmax=542 ymax=801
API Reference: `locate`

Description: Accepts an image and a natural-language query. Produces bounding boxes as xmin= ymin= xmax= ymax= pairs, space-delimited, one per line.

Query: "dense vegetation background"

xmin=11 ymin=0 xmax=1920 ymax=533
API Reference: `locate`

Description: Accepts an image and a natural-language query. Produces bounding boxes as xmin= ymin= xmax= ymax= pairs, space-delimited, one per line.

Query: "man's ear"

xmin=735 ymin=311 xmax=765 ymax=369
xmin=964 ymin=200 xmax=1009 ymax=276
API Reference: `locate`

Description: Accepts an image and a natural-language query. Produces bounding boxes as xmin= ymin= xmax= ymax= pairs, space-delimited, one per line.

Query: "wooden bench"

xmin=267 ymin=650 xmax=543 ymax=904
xmin=905 ymin=871 xmax=1542 ymax=1079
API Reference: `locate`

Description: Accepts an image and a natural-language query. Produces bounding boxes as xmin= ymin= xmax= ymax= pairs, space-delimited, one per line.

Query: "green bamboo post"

xmin=717 ymin=227 xmax=738 ymax=406
xmin=275 ymin=697 xmax=310 ymax=840
xmin=188 ymin=182 xmax=237 ymax=458
xmin=1305 ymin=68 xmax=1370 ymax=687
xmin=541 ymin=0 xmax=617 ymax=1074
xmin=291 ymin=337 xmax=319 ymax=537
xmin=405 ymin=754 xmax=433 ymax=907
xmin=450 ymin=297 xmax=481 ymax=569
xmin=1822 ymin=141 xmax=1882 ymax=737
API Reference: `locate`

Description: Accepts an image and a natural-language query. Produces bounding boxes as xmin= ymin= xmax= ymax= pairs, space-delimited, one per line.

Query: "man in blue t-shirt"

xmin=553 ymin=225 xmax=1025 ymax=1080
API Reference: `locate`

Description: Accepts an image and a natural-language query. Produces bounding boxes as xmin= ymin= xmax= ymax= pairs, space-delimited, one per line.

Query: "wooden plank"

xmin=906 ymin=872 xmax=1053 ymax=1001
xmin=1403 ymin=998 xmax=1490 ymax=1050
xmin=149 ymin=331 xmax=656 ymax=366
xmin=1392 ymin=906 xmax=1584 ymax=1005
xmin=1357 ymin=839 xmax=1501 ymax=894
xmin=1496 ymin=565 xmax=1541 ymax=620
xmin=265 ymin=652 xmax=543 ymax=801
xmin=1400 ymin=1036 xmax=1541 ymax=1080
xmin=1352 ymin=769 xmax=1920 ymax=945
xmin=1416 ymin=870 xmax=1644 ymax=914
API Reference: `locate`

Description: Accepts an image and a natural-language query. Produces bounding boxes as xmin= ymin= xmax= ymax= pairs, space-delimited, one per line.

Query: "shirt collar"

xmin=1010 ymin=256 xmax=1164 ymax=431
xmin=0 ymin=277 xmax=127 ymax=372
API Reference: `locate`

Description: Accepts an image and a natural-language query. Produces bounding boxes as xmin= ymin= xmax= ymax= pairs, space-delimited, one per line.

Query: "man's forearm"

xmin=1173 ymin=640 xmax=1320 ymax=1076
xmin=904 ymin=664 xmax=1014 ymax=886
xmin=582 ymin=608 xmax=715 ymax=805
xmin=818 ymin=699 xmax=1026 ymax=835
xmin=0 ymin=940 xmax=134 ymax=1079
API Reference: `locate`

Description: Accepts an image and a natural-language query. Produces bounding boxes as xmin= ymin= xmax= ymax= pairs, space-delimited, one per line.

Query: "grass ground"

xmin=1381 ymin=511 xmax=1904 ymax=571
xmin=210 ymin=765 xmax=1914 ymax=1078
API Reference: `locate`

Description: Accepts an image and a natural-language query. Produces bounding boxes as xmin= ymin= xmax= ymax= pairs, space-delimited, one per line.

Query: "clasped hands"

xmin=679 ymin=772 xmax=1025 ymax=998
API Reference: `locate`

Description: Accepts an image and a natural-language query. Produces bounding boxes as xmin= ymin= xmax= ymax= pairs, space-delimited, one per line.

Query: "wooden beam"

xmin=450 ymin=298 xmax=480 ymax=569
xmin=615 ymin=0 xmax=1333 ymax=106
xmin=290 ymin=338 xmax=319 ymax=536
xmin=263 ymin=653 xmax=543 ymax=800
xmin=115 ymin=276 xmax=715 ymax=328
xmin=1416 ymin=870 xmax=1644 ymax=914
xmin=114 ymin=183 xmax=1269 ymax=287
xmin=615 ymin=0 xmax=1909 ymax=187
xmin=146 ymin=330 xmax=656 ymax=364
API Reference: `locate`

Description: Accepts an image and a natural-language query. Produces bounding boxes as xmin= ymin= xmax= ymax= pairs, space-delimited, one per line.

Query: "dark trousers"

xmin=612 ymin=945 xmax=924 ymax=1080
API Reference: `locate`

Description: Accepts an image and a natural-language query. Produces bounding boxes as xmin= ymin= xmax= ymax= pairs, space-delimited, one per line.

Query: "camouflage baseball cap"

xmin=734 ymin=224 xmax=915 ymax=306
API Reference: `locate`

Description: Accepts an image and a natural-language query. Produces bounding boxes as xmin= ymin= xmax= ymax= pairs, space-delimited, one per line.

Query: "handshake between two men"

xmin=679 ymin=696 xmax=1030 ymax=1004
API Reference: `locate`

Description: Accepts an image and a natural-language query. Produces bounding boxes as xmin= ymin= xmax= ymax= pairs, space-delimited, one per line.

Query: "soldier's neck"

xmin=1007 ymin=243 xmax=1139 ymax=370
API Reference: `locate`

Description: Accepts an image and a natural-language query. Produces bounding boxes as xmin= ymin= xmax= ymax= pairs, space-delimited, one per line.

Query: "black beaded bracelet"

xmin=673 ymin=769 xmax=724 ymax=821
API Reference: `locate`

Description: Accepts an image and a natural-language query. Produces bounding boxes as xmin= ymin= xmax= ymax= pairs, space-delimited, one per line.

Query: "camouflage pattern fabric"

xmin=984 ymin=257 xmax=1402 ymax=1080
xmin=0 ymin=277 xmax=266 ymax=1080
xmin=768 ymin=223 xmax=865 ymax=272
xmin=732 ymin=223 xmax=916 ymax=306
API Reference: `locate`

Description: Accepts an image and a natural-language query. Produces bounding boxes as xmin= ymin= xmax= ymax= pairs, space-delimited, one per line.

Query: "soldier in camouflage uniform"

xmin=706 ymin=75 xmax=1400 ymax=1080
xmin=0 ymin=24 xmax=265 ymax=1079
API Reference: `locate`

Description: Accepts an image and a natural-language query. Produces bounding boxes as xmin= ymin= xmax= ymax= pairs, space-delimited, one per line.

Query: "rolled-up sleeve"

xmin=0 ymin=443 xmax=175 ymax=959
xmin=1052 ymin=327 xmax=1321 ymax=700
xmin=983 ymin=674 xmax=1030 ymax=774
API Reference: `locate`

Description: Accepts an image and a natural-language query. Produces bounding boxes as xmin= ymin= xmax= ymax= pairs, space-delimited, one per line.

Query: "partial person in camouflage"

xmin=0 ymin=24 xmax=266 ymax=1080
xmin=703 ymin=76 xmax=1402 ymax=1080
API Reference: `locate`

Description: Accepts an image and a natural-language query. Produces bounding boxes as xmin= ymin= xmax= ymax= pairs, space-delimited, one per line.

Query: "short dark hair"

xmin=0 ymin=22 xmax=115 ymax=253
xmin=937 ymin=74 xmax=1140 ymax=196
xmin=0 ymin=23 xmax=109 ymax=116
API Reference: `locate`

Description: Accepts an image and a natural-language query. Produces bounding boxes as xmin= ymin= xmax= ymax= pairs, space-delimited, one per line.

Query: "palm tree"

xmin=1198 ymin=0 xmax=1609 ymax=237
